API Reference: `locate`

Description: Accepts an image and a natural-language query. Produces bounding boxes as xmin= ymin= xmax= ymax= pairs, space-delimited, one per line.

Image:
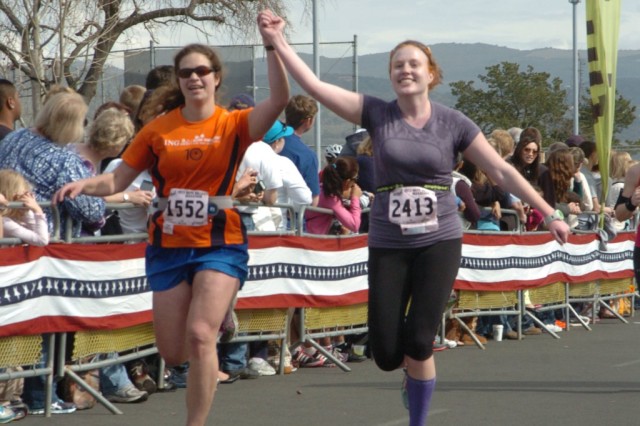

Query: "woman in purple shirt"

xmin=258 ymin=10 xmax=570 ymax=425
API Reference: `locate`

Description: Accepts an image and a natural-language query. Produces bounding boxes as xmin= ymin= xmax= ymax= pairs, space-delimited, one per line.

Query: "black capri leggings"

xmin=368 ymin=238 xmax=462 ymax=371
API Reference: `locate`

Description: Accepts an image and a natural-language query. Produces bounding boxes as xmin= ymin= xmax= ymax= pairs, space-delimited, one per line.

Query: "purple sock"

xmin=406 ymin=375 xmax=436 ymax=426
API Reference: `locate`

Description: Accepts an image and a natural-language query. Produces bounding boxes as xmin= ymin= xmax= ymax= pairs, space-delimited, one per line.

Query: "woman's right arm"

xmin=258 ymin=10 xmax=364 ymax=125
xmin=54 ymin=162 xmax=140 ymax=204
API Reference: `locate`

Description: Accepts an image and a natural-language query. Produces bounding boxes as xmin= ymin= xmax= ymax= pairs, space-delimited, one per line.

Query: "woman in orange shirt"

xmin=54 ymin=42 xmax=289 ymax=426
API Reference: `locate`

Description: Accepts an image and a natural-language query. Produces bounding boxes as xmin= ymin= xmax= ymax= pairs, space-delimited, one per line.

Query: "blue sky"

xmin=146 ymin=0 xmax=639 ymax=55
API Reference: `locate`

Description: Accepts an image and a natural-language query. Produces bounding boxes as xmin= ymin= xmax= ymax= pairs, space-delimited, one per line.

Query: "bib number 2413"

xmin=388 ymin=186 xmax=439 ymax=235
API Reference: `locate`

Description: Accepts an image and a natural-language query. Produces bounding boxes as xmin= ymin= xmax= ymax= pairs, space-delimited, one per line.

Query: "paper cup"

xmin=492 ymin=324 xmax=504 ymax=342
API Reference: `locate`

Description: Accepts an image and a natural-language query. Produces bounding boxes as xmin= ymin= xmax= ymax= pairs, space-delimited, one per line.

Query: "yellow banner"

xmin=585 ymin=0 xmax=621 ymax=220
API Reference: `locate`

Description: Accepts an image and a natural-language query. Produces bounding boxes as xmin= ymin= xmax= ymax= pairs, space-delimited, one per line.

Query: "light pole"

xmin=569 ymin=0 xmax=581 ymax=135
xmin=312 ymin=0 xmax=322 ymax=163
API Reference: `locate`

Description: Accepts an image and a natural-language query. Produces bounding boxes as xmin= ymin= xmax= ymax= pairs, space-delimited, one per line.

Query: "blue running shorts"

xmin=145 ymin=244 xmax=249 ymax=292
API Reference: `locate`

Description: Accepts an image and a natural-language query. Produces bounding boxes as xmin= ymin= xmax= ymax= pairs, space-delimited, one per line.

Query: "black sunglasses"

xmin=177 ymin=66 xmax=214 ymax=79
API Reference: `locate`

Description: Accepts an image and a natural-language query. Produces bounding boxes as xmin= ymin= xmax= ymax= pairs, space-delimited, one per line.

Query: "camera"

xmin=253 ymin=180 xmax=266 ymax=195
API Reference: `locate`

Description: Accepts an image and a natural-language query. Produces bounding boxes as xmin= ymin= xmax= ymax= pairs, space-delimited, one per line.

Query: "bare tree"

xmin=0 ymin=0 xmax=291 ymax=110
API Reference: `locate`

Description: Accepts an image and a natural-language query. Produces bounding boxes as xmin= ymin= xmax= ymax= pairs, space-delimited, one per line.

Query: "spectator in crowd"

xmin=356 ymin=135 xmax=375 ymax=233
xmin=0 ymin=79 xmax=21 ymax=141
xmin=569 ymin=147 xmax=594 ymax=213
xmin=487 ymin=133 xmax=526 ymax=229
xmin=491 ymin=129 xmax=515 ymax=159
xmin=257 ymin=11 xmax=569 ymax=425
xmin=261 ymin=120 xmax=312 ymax=230
xmin=133 ymin=84 xmax=178 ymax=133
xmin=53 ymin=41 xmax=289 ymax=425
xmin=306 ymin=156 xmax=362 ymax=236
xmin=0 ymin=92 xmax=91 ymax=415
xmin=606 ymin=150 xmax=633 ymax=231
xmin=119 ymin=85 xmax=147 ymax=121
xmin=132 ymin=66 xmax=176 ymax=133
xmin=229 ymin=120 xmax=313 ymax=377
xmin=96 ymin=85 xmax=148 ymax=172
xmin=341 ymin=128 xmax=369 ymax=157
xmin=461 ymin=159 xmax=516 ymax=232
xmin=579 ymin=140 xmax=610 ymax=215
xmin=281 ymin=95 xmax=320 ymax=206
xmin=508 ymin=127 xmax=546 ymax=231
xmin=145 ymin=65 xmax=175 ymax=90
xmin=509 ymin=127 xmax=544 ymax=185
xmin=232 ymin=94 xmax=282 ymax=232
xmin=72 ymin=106 xmax=134 ymax=181
xmin=539 ymin=148 xmax=582 ymax=227
xmin=507 ymin=127 xmax=522 ymax=144
xmin=451 ymin=153 xmax=481 ymax=230
xmin=79 ymin=104 xmax=154 ymax=235
xmin=0 ymin=90 xmax=104 ymax=239
xmin=324 ymin=144 xmax=342 ymax=167
xmin=0 ymin=169 xmax=49 ymax=246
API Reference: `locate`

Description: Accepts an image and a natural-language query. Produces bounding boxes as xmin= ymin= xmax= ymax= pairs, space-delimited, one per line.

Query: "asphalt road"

xmin=17 ymin=317 xmax=640 ymax=426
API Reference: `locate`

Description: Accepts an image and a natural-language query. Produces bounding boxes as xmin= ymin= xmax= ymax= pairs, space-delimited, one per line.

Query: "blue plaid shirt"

xmin=0 ymin=128 xmax=105 ymax=237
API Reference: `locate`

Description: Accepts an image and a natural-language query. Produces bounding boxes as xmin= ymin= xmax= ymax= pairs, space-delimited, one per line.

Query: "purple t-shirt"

xmin=362 ymin=96 xmax=480 ymax=248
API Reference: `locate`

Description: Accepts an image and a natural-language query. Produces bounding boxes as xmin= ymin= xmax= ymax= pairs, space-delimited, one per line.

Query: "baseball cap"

xmin=263 ymin=121 xmax=294 ymax=144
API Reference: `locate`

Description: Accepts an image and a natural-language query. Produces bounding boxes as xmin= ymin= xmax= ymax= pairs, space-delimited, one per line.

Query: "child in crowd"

xmin=0 ymin=169 xmax=49 ymax=246
xmin=306 ymin=156 xmax=362 ymax=236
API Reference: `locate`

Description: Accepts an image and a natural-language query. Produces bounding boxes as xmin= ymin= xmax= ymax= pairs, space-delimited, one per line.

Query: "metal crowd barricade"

xmin=230 ymin=309 xmax=291 ymax=375
xmin=522 ymin=281 xmax=589 ymax=338
xmin=0 ymin=334 xmax=56 ymax=417
xmin=446 ymin=289 xmax=522 ymax=349
xmin=293 ymin=205 xmax=369 ymax=371
xmin=596 ymin=276 xmax=635 ymax=323
xmin=4 ymin=193 xmax=640 ymax=417
xmin=58 ymin=325 xmax=158 ymax=415
xmin=450 ymin=212 xmax=524 ymax=349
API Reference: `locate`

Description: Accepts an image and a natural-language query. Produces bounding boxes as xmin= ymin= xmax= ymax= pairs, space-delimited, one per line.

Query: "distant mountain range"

xmin=253 ymin=43 xmax=640 ymax=148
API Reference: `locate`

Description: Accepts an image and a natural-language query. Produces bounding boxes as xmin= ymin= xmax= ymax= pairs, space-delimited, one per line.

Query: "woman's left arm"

xmin=464 ymin=133 xmax=569 ymax=243
xmin=248 ymin=42 xmax=290 ymax=141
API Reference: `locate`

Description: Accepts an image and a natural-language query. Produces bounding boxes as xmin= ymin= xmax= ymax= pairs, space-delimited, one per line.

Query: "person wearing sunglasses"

xmin=509 ymin=127 xmax=543 ymax=186
xmin=257 ymin=9 xmax=569 ymax=425
xmin=54 ymin=40 xmax=289 ymax=425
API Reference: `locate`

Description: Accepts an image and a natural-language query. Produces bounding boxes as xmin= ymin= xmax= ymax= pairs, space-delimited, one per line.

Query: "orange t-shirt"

xmin=122 ymin=106 xmax=252 ymax=248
